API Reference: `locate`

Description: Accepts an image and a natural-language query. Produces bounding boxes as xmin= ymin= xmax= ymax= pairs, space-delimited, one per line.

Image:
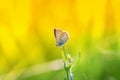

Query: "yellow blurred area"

xmin=0 ymin=0 xmax=120 ymax=77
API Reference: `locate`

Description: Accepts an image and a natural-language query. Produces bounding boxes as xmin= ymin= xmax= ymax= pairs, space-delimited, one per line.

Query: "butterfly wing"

xmin=54 ymin=28 xmax=63 ymax=46
xmin=58 ymin=32 xmax=69 ymax=46
xmin=54 ymin=28 xmax=63 ymax=40
xmin=54 ymin=28 xmax=69 ymax=47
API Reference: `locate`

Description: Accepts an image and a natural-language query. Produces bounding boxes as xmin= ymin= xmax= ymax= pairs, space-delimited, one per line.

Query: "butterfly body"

xmin=54 ymin=28 xmax=70 ymax=47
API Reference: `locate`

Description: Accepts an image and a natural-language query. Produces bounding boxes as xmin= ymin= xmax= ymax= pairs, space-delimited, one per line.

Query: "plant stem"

xmin=62 ymin=46 xmax=67 ymax=59
xmin=65 ymin=67 xmax=69 ymax=80
xmin=62 ymin=46 xmax=70 ymax=80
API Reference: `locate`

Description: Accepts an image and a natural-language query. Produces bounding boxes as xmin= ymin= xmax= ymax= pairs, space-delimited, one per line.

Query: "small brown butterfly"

xmin=54 ymin=28 xmax=70 ymax=47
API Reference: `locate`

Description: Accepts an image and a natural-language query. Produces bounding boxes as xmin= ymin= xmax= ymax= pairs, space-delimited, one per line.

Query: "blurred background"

xmin=0 ymin=0 xmax=120 ymax=80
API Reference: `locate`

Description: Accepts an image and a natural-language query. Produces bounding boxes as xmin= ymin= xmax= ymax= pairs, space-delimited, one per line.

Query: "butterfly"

xmin=54 ymin=28 xmax=70 ymax=47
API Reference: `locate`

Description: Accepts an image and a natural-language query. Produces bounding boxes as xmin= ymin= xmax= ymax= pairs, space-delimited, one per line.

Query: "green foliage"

xmin=17 ymin=31 xmax=120 ymax=80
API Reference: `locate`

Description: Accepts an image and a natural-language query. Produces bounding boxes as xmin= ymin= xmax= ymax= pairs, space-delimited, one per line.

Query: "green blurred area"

xmin=0 ymin=28 xmax=120 ymax=80
xmin=15 ymin=33 xmax=120 ymax=80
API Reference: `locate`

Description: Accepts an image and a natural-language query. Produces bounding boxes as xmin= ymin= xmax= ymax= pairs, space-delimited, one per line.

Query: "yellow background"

xmin=0 ymin=0 xmax=120 ymax=79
